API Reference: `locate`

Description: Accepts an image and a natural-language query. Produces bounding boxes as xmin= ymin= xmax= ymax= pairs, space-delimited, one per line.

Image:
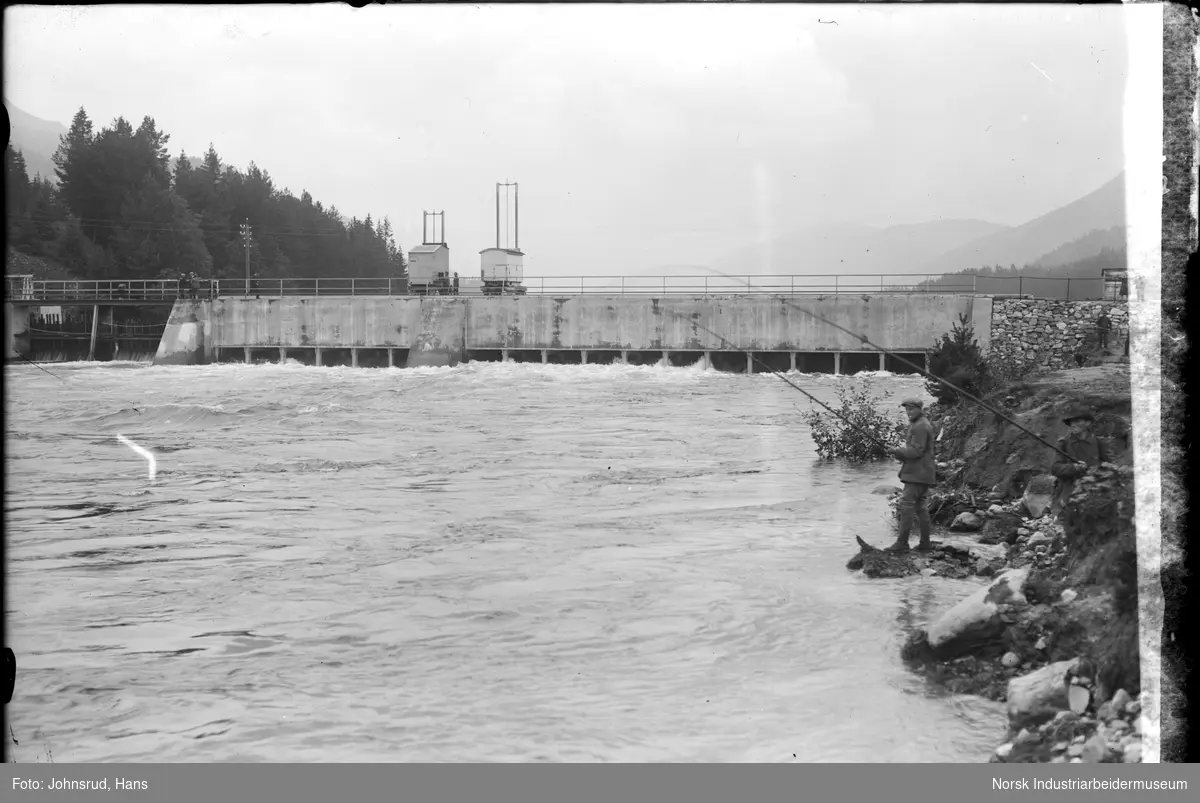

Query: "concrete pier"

xmin=153 ymin=300 xmax=206 ymax=365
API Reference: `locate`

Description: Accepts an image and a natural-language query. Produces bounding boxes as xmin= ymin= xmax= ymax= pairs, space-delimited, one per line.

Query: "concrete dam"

xmin=151 ymin=294 xmax=993 ymax=373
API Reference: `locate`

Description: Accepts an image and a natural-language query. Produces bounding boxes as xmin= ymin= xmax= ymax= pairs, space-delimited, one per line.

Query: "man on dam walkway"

xmin=885 ymin=398 xmax=937 ymax=553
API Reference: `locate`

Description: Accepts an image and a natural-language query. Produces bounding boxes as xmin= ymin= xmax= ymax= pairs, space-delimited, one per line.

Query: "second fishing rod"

xmin=694 ymin=270 xmax=1080 ymax=464
xmin=669 ymin=312 xmax=897 ymax=451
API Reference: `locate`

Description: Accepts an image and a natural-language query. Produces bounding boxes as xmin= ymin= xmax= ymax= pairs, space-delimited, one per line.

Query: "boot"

xmin=914 ymin=510 xmax=934 ymax=551
xmin=886 ymin=505 xmax=915 ymax=552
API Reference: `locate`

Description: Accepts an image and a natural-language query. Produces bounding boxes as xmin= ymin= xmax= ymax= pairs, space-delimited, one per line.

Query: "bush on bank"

xmin=925 ymin=313 xmax=990 ymax=406
xmin=801 ymin=380 xmax=907 ymax=461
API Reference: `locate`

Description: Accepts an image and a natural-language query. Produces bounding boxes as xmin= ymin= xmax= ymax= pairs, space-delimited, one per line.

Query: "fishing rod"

xmin=698 ymin=269 xmax=1078 ymax=462
xmin=15 ymin=350 xmax=68 ymax=382
xmin=671 ymin=311 xmax=896 ymax=451
xmin=13 ymin=351 xmax=142 ymax=414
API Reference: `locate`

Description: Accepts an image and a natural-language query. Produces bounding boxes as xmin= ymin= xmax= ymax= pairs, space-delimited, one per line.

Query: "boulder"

xmin=979 ymin=511 xmax=1023 ymax=545
xmin=924 ymin=568 xmax=1031 ymax=659
xmin=950 ymin=512 xmax=983 ymax=532
xmin=1068 ymin=685 xmax=1090 ymax=714
xmin=1110 ymin=688 xmax=1132 ymax=714
xmin=1021 ymin=474 xmax=1057 ymax=518
xmin=1081 ymin=732 xmax=1112 ymax=763
xmin=1007 ymin=658 xmax=1081 ymax=729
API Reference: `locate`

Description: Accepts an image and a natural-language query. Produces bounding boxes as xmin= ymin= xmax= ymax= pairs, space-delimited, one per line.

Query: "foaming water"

xmin=4 ymin=361 xmax=1004 ymax=762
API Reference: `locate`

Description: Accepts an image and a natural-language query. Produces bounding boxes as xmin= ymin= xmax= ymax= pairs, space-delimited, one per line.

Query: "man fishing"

xmin=885 ymin=398 xmax=936 ymax=553
xmin=1050 ymin=404 xmax=1113 ymax=515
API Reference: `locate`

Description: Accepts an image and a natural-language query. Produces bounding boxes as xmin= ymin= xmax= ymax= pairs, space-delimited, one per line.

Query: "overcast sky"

xmin=5 ymin=4 xmax=1132 ymax=276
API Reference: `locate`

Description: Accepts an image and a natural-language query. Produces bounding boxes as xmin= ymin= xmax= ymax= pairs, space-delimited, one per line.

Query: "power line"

xmin=4 ymin=211 xmax=396 ymax=240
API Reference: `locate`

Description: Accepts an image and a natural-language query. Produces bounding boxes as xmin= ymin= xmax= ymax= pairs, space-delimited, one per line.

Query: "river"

xmin=4 ymin=359 xmax=1005 ymax=762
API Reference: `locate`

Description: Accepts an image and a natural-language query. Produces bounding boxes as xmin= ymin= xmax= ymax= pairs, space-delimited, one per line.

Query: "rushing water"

xmin=4 ymin=359 xmax=1005 ymax=763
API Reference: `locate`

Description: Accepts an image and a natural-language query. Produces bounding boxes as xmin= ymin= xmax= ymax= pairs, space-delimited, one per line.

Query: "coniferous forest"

xmin=5 ymin=107 xmax=407 ymax=283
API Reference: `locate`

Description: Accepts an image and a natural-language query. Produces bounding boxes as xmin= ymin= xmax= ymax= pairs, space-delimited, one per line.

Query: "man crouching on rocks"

xmin=886 ymin=398 xmax=937 ymax=553
xmin=1050 ymin=404 xmax=1113 ymax=515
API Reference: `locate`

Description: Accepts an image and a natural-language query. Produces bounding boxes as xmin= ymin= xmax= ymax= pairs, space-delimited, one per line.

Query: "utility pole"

xmin=240 ymin=218 xmax=251 ymax=295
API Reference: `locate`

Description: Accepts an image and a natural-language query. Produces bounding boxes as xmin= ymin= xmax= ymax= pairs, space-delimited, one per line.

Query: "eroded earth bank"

xmin=848 ymin=365 xmax=1144 ymax=764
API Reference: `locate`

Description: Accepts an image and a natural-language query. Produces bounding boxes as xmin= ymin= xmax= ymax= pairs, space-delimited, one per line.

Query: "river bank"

xmin=848 ymin=363 xmax=1144 ymax=763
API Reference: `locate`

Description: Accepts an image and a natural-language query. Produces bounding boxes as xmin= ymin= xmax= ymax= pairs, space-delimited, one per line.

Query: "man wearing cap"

xmin=1050 ymin=404 xmax=1113 ymax=514
xmin=886 ymin=397 xmax=937 ymax=552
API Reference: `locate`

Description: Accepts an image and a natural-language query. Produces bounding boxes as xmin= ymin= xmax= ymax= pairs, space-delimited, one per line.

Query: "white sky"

xmin=4 ymin=4 xmax=1131 ymax=277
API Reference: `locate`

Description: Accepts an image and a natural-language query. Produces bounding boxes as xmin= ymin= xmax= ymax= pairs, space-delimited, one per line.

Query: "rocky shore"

xmin=847 ymin=364 xmax=1141 ymax=763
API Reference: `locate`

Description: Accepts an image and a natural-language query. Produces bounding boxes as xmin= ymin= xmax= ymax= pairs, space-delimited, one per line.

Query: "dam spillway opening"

xmin=885 ymin=353 xmax=928 ymax=375
xmin=585 ymin=351 xmax=622 ymax=365
xmin=668 ymin=351 xmax=705 ymax=368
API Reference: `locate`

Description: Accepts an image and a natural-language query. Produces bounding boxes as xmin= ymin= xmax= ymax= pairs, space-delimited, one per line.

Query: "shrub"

xmin=983 ymin=350 xmax=1048 ymax=389
xmin=925 ymin=313 xmax=990 ymax=406
xmin=800 ymin=379 xmax=908 ymax=462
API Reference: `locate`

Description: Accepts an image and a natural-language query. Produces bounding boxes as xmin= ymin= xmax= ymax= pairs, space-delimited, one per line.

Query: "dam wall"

xmin=148 ymin=294 xmax=992 ymax=370
xmin=463 ymin=295 xmax=991 ymax=352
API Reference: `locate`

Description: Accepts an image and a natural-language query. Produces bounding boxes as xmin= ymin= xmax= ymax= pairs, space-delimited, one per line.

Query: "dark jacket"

xmin=896 ymin=415 xmax=936 ymax=485
xmin=1050 ymin=432 xmax=1113 ymax=509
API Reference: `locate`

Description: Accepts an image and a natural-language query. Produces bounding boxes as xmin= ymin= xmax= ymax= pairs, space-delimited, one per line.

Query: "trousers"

xmin=897 ymin=482 xmax=932 ymax=544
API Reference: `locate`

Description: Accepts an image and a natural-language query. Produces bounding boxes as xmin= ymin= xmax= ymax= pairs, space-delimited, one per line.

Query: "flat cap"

xmin=1062 ymin=404 xmax=1095 ymax=424
xmin=900 ymin=397 xmax=924 ymax=408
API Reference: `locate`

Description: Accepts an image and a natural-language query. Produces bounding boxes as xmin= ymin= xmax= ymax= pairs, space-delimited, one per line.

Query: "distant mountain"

xmin=1028 ymin=225 xmax=1126 ymax=268
xmin=630 ymin=218 xmax=1010 ymax=280
xmin=915 ymin=173 xmax=1126 ymax=275
xmin=4 ymin=100 xmax=66 ymax=183
xmin=711 ymin=218 xmax=1011 ymax=277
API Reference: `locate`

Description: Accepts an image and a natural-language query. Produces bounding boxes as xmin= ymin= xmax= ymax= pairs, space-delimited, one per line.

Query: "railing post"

xmin=1018 ymin=276 xmax=1023 ymax=297
xmin=351 ymin=277 xmax=356 ymax=296
xmin=621 ymin=276 xmax=625 ymax=296
xmin=791 ymin=275 xmax=795 ymax=297
xmin=705 ymin=275 xmax=708 ymax=298
xmin=315 ymin=278 xmax=320 ymax=297
xmin=835 ymin=275 xmax=839 ymax=295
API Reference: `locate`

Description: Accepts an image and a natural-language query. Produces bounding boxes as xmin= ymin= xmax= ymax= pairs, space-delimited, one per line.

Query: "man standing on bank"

xmin=1050 ymin=404 xmax=1113 ymax=515
xmin=886 ymin=398 xmax=937 ymax=553
xmin=1096 ymin=312 xmax=1112 ymax=352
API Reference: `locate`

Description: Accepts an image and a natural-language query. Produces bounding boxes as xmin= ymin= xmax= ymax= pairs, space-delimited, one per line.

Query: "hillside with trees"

xmin=5 ymin=106 xmax=407 ymax=283
xmin=911 ymin=247 xmax=1126 ymax=299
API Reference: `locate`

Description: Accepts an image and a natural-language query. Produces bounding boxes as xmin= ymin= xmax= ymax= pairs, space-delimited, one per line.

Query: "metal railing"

xmin=27 ymin=319 xmax=168 ymax=338
xmin=4 ymin=278 xmax=197 ymax=302
xmin=5 ymin=273 xmax=1115 ymax=302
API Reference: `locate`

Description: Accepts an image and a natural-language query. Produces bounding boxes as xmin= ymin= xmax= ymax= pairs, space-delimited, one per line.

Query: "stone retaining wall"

xmin=989 ymin=299 xmax=1128 ymax=370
